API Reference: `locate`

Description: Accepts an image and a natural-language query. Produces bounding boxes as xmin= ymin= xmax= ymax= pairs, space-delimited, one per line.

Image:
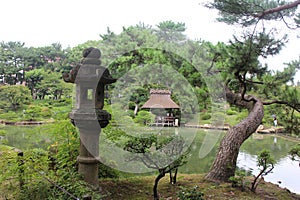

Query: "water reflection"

xmin=239 ymin=133 xmax=300 ymax=194
xmin=240 ymin=134 xmax=297 ymax=163
xmin=181 ymin=132 xmax=300 ymax=194
xmin=1 ymin=125 xmax=53 ymax=150
xmin=237 ymin=151 xmax=300 ymax=194
xmin=179 ymin=129 xmax=222 ymax=174
xmin=1 ymin=126 xmax=299 ymax=194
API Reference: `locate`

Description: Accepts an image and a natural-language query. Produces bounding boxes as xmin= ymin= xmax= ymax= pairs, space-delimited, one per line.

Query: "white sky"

xmin=0 ymin=0 xmax=299 ymax=81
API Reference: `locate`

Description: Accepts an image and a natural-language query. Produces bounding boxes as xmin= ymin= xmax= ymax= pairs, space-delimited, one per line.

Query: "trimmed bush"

xmin=226 ymin=109 xmax=238 ymax=115
xmin=201 ymin=113 xmax=211 ymax=120
xmin=134 ymin=110 xmax=155 ymax=125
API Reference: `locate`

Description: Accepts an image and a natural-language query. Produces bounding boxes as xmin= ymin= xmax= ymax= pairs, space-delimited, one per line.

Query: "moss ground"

xmin=99 ymin=174 xmax=300 ymax=200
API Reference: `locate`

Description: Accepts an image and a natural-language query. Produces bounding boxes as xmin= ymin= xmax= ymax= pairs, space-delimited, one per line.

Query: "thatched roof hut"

xmin=141 ymin=89 xmax=180 ymax=126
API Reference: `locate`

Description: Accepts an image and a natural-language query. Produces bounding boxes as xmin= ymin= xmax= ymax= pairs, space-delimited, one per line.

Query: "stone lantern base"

xmin=69 ymin=109 xmax=112 ymax=188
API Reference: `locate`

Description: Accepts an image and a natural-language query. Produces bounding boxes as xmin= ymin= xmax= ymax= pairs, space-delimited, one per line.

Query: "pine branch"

xmin=263 ymin=100 xmax=300 ymax=112
xmin=255 ymin=0 xmax=300 ymax=19
xmin=245 ymin=79 xmax=264 ymax=85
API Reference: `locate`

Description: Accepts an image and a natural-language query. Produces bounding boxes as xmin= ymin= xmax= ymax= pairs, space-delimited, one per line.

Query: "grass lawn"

xmin=99 ymin=174 xmax=300 ymax=200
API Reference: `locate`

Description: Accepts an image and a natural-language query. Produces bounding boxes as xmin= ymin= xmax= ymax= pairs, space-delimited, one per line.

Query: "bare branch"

xmin=245 ymin=79 xmax=264 ymax=85
xmin=263 ymin=100 xmax=300 ymax=112
xmin=279 ymin=12 xmax=299 ymax=29
xmin=207 ymin=54 xmax=222 ymax=75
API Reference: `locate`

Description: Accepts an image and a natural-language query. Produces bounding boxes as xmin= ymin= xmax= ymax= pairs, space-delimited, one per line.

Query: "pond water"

xmin=180 ymin=130 xmax=300 ymax=194
xmin=1 ymin=125 xmax=299 ymax=194
xmin=238 ymin=151 xmax=300 ymax=194
xmin=0 ymin=125 xmax=53 ymax=150
xmin=237 ymin=134 xmax=300 ymax=194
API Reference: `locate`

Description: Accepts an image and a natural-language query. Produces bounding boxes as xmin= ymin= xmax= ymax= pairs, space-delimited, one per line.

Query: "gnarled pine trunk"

xmin=205 ymin=88 xmax=264 ymax=182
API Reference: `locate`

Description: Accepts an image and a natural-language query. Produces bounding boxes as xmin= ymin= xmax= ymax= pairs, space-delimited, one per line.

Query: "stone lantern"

xmin=63 ymin=47 xmax=116 ymax=188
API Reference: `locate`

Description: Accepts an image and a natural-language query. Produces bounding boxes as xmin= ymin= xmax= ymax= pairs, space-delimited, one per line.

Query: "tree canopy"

xmin=204 ymin=0 xmax=300 ymax=182
xmin=206 ymin=0 xmax=300 ymax=28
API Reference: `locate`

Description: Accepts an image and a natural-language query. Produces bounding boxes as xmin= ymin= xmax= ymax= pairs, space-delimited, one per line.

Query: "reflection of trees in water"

xmin=2 ymin=125 xmax=53 ymax=150
xmin=179 ymin=130 xmax=224 ymax=174
xmin=240 ymin=134 xmax=298 ymax=163
xmin=4 ymin=126 xmax=297 ymax=173
xmin=181 ymin=131 xmax=297 ymax=174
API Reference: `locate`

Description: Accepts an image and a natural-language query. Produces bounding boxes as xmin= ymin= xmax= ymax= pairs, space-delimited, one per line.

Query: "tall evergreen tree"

xmin=204 ymin=0 xmax=300 ymax=182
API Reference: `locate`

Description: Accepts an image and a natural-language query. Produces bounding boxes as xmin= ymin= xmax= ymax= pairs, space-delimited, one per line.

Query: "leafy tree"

xmin=0 ymin=85 xmax=31 ymax=111
xmin=38 ymin=71 xmax=72 ymax=100
xmin=108 ymin=45 xmax=207 ymax=118
xmin=134 ymin=110 xmax=155 ymax=125
xmin=289 ymin=143 xmax=300 ymax=162
xmin=0 ymin=41 xmax=69 ymax=91
xmin=26 ymin=69 xmax=72 ymax=100
xmin=251 ymin=149 xmax=274 ymax=192
xmin=25 ymin=47 xmax=46 ymax=69
xmin=38 ymin=43 xmax=67 ymax=72
xmin=204 ymin=0 xmax=300 ymax=182
xmin=100 ymin=27 xmax=116 ymax=41
xmin=127 ymin=86 xmax=149 ymax=115
xmin=25 ymin=69 xmax=45 ymax=99
xmin=124 ymin=134 xmax=190 ymax=200
xmin=99 ymin=24 xmax=159 ymax=72
xmin=276 ymin=85 xmax=300 ymax=134
xmin=156 ymin=20 xmax=187 ymax=42
xmin=0 ymin=41 xmax=28 ymax=84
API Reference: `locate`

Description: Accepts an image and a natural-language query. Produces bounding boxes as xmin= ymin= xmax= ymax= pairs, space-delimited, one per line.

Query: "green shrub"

xmin=0 ymin=121 xmax=102 ymax=200
xmin=0 ymin=111 xmax=19 ymax=122
xmin=200 ymin=113 xmax=211 ymax=120
xmin=126 ymin=109 xmax=135 ymax=118
xmin=128 ymin=101 xmax=136 ymax=110
xmin=177 ymin=186 xmax=204 ymax=200
xmin=229 ymin=169 xmax=248 ymax=191
xmin=289 ymin=144 xmax=300 ymax=161
xmin=226 ymin=109 xmax=238 ymax=115
xmin=134 ymin=110 xmax=155 ymax=125
xmin=24 ymin=105 xmax=42 ymax=120
xmin=98 ymin=162 xmax=119 ymax=178
xmin=40 ymin=107 xmax=52 ymax=117
xmin=0 ymin=129 xmax=6 ymax=136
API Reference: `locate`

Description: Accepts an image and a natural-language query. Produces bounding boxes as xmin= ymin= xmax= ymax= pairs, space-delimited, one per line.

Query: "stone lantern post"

xmin=63 ymin=47 xmax=116 ymax=188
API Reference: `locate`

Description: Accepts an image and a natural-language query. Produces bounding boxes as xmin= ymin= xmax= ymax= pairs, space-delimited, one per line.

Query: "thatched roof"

xmin=141 ymin=89 xmax=180 ymax=109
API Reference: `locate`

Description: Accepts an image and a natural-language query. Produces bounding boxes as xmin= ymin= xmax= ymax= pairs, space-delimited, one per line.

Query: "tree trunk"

xmin=153 ymin=170 xmax=165 ymax=200
xmin=169 ymin=168 xmax=178 ymax=184
xmin=205 ymin=88 xmax=264 ymax=182
xmin=134 ymin=103 xmax=139 ymax=116
xmin=251 ymin=166 xmax=266 ymax=192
